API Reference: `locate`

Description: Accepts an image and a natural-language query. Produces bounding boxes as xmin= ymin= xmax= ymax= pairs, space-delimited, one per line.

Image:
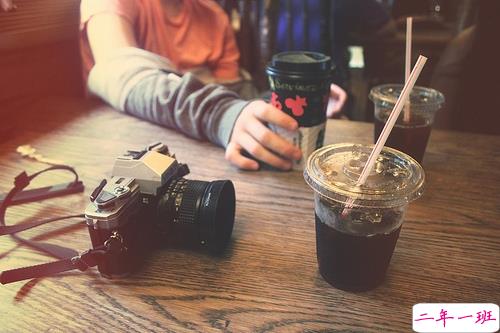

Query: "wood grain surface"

xmin=0 ymin=98 xmax=499 ymax=332
xmin=0 ymin=0 xmax=79 ymax=50
xmin=0 ymin=0 xmax=82 ymax=108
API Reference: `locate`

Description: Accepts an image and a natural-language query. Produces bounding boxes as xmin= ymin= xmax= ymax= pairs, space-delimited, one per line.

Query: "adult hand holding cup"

xmin=226 ymin=100 xmax=302 ymax=171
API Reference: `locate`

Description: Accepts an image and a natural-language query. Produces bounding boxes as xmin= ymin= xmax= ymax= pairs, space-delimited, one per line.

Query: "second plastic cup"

xmin=370 ymin=84 xmax=444 ymax=163
xmin=304 ymin=143 xmax=425 ymax=291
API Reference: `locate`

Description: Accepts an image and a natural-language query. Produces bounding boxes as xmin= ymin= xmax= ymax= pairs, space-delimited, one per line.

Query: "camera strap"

xmin=0 ymin=166 xmax=119 ymax=284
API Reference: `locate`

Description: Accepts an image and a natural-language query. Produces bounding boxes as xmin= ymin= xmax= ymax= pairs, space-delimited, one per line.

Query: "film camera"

xmin=84 ymin=142 xmax=236 ymax=278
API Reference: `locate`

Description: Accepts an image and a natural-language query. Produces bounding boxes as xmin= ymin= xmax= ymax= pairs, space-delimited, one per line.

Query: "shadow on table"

xmin=0 ymin=97 xmax=104 ymax=154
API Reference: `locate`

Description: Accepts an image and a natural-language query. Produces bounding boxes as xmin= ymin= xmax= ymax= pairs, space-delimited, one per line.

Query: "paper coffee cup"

xmin=266 ymin=51 xmax=333 ymax=170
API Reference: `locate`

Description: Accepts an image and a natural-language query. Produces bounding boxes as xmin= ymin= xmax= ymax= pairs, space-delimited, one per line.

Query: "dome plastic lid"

xmin=369 ymin=84 xmax=445 ymax=109
xmin=304 ymin=143 xmax=425 ymax=208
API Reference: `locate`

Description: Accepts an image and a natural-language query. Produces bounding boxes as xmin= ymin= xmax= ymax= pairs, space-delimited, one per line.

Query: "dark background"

xmin=1 ymin=0 xmax=498 ymax=134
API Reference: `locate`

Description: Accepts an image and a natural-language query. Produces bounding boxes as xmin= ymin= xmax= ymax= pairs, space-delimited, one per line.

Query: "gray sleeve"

xmin=124 ymin=71 xmax=248 ymax=147
xmin=87 ymin=47 xmax=249 ymax=147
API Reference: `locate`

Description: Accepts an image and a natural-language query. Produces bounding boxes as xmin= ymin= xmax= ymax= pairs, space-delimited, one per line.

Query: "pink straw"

xmin=341 ymin=55 xmax=428 ymax=215
xmin=403 ymin=17 xmax=413 ymax=123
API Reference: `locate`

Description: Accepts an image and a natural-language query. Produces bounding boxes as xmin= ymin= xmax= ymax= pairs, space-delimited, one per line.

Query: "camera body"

xmin=84 ymin=143 xmax=235 ymax=278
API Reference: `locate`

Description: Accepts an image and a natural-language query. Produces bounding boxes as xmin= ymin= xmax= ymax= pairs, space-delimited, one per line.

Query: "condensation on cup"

xmin=304 ymin=143 xmax=425 ymax=291
xmin=370 ymin=84 xmax=445 ymax=163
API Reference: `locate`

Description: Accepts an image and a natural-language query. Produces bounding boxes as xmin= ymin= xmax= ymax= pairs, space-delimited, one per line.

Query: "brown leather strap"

xmin=0 ymin=166 xmax=98 ymax=284
xmin=0 ymin=181 xmax=84 ymax=207
xmin=0 ymin=249 xmax=99 ymax=284
xmin=0 ymin=166 xmax=84 ymax=259
xmin=0 ymin=214 xmax=84 ymax=236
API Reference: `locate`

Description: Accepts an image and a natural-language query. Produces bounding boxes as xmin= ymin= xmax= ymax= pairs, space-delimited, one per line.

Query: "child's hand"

xmin=326 ymin=84 xmax=347 ymax=118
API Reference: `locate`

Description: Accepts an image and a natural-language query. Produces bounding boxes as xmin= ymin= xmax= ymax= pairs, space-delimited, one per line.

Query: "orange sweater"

xmin=80 ymin=0 xmax=240 ymax=83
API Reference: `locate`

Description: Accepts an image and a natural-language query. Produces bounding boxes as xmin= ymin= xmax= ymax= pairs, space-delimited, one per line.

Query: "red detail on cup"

xmin=270 ymin=92 xmax=282 ymax=110
xmin=285 ymin=95 xmax=307 ymax=117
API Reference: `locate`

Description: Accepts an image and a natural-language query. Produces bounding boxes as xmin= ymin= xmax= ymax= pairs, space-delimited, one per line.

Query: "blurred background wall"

xmin=0 ymin=0 xmax=82 ymax=112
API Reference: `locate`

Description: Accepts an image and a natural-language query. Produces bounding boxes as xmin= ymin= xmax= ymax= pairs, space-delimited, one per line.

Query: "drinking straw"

xmin=341 ymin=55 xmax=428 ymax=215
xmin=403 ymin=17 xmax=413 ymax=123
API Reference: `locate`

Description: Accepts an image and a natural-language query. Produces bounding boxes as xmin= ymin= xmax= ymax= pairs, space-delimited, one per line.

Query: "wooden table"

xmin=1 ymin=98 xmax=499 ymax=332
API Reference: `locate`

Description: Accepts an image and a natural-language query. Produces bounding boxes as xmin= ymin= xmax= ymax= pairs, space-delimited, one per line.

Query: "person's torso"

xmin=135 ymin=0 xmax=228 ymax=73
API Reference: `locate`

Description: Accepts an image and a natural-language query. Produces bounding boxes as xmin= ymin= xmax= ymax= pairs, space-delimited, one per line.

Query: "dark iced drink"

xmin=370 ymin=84 xmax=444 ymax=163
xmin=374 ymin=115 xmax=431 ymax=163
xmin=315 ymin=209 xmax=402 ymax=291
xmin=304 ymin=144 xmax=425 ymax=291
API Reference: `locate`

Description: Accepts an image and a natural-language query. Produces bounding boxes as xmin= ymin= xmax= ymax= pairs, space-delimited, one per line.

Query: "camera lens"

xmin=157 ymin=179 xmax=235 ymax=253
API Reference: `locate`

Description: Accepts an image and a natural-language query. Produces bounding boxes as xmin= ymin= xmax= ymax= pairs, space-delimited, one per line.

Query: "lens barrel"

xmin=158 ymin=178 xmax=235 ymax=253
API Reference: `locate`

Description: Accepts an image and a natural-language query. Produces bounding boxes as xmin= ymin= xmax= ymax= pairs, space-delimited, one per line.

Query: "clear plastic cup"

xmin=304 ymin=143 xmax=425 ymax=291
xmin=370 ymin=84 xmax=444 ymax=163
